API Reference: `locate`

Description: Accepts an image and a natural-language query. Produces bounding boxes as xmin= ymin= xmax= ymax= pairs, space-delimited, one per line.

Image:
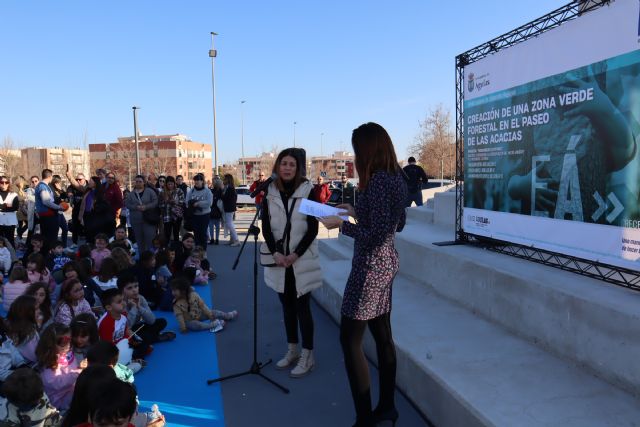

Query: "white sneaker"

xmin=209 ymin=319 xmax=225 ymax=333
xmin=229 ymin=240 xmax=240 ymax=247
xmin=128 ymin=361 xmax=143 ymax=374
xmin=275 ymin=343 xmax=300 ymax=370
xmin=290 ymin=348 xmax=314 ymax=378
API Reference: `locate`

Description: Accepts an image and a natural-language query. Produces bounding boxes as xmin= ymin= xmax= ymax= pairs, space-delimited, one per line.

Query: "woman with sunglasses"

xmin=65 ymin=168 xmax=87 ymax=249
xmin=0 ymin=175 xmax=19 ymax=249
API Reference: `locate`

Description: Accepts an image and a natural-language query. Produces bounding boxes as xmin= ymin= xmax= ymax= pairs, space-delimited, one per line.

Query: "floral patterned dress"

xmin=341 ymin=171 xmax=407 ymax=320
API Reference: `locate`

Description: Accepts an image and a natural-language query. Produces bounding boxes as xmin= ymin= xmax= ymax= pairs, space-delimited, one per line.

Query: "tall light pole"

xmin=132 ymin=106 xmax=141 ymax=176
xmin=320 ymin=132 xmax=324 ymax=157
xmin=209 ymin=32 xmax=219 ymax=177
xmin=293 ymin=121 xmax=297 ymax=147
xmin=241 ymin=100 xmax=246 ymax=185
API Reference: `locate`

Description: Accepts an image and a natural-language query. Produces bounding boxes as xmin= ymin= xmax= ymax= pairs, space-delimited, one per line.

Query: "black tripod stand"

xmin=206 ymin=209 xmax=289 ymax=394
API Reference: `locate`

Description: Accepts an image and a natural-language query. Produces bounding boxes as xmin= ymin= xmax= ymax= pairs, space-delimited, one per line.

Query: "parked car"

xmin=236 ymin=185 xmax=254 ymax=207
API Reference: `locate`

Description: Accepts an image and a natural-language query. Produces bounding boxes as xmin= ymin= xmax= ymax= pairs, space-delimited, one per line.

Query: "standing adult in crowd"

xmin=262 ymin=148 xmax=322 ymax=378
xmin=146 ymin=173 xmax=159 ymax=193
xmin=157 ymin=175 xmax=166 ymax=193
xmin=221 ymin=174 xmax=239 ymax=246
xmin=104 ymin=172 xmax=123 ymax=230
xmin=25 ymin=175 xmax=39 ymax=247
xmin=65 ymin=169 xmax=87 ymax=249
xmin=209 ymin=177 xmax=223 ymax=245
xmin=125 ymin=175 xmax=159 ymax=254
xmin=186 ymin=173 xmax=213 ymax=249
xmin=49 ymin=175 xmax=70 ymax=248
xmin=14 ymin=177 xmax=29 ymax=243
xmin=402 ymin=156 xmax=429 ymax=207
xmin=79 ymin=177 xmax=114 ymax=244
xmin=0 ymin=175 xmax=19 ymax=249
xmin=35 ymin=169 xmax=61 ymax=244
xmin=95 ymin=168 xmax=107 ymax=184
xmin=313 ymin=175 xmax=332 ymax=204
xmin=321 ymin=122 xmax=407 ymax=427
xmin=160 ymin=176 xmax=185 ymax=243
xmin=249 ymin=171 xmax=268 ymax=213
xmin=339 ymin=173 xmax=356 ymax=205
xmin=176 ymin=175 xmax=188 ymax=199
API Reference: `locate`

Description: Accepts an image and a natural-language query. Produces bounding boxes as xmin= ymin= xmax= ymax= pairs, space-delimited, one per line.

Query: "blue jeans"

xmin=208 ymin=218 xmax=221 ymax=241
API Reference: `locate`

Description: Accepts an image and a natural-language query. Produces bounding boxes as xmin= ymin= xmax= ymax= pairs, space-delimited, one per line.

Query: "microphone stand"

xmin=206 ymin=208 xmax=289 ymax=394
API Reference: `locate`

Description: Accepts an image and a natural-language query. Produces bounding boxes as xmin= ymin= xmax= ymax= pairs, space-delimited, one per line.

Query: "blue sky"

xmin=1 ymin=0 xmax=565 ymax=165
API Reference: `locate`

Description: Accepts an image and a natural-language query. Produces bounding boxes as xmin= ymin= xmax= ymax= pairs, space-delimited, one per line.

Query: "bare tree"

xmin=409 ymin=104 xmax=456 ymax=180
xmin=0 ymin=136 xmax=22 ymax=181
xmin=107 ymin=139 xmax=138 ymax=190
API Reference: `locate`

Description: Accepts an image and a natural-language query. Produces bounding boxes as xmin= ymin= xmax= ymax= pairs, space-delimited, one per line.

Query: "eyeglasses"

xmin=31 ymin=180 xmax=39 ymax=183
xmin=0 ymin=181 xmax=8 ymax=184
xmin=56 ymin=335 xmax=72 ymax=345
xmin=158 ymin=179 xmax=165 ymax=183
xmin=76 ymin=177 xmax=85 ymax=181
xmin=107 ymin=176 xmax=115 ymax=180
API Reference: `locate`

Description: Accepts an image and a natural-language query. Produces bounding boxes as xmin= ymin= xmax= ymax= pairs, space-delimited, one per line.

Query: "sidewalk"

xmin=209 ymin=212 xmax=429 ymax=426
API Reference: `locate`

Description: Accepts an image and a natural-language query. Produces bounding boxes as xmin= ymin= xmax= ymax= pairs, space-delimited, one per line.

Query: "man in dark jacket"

xmin=403 ymin=156 xmax=429 ymax=207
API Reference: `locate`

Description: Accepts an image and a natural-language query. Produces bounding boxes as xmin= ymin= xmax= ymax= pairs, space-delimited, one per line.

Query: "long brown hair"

xmin=36 ymin=323 xmax=70 ymax=369
xmin=271 ymin=148 xmax=305 ymax=192
xmin=351 ymin=122 xmax=400 ymax=190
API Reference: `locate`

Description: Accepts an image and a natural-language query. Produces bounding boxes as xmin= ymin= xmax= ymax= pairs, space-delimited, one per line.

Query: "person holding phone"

xmin=320 ymin=123 xmax=407 ymax=427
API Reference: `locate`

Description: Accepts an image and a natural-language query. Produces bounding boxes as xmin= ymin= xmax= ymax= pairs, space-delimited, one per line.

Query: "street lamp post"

xmin=320 ymin=132 xmax=324 ymax=157
xmin=209 ymin=32 xmax=219 ymax=177
xmin=293 ymin=121 xmax=297 ymax=147
xmin=132 ymin=106 xmax=141 ymax=176
xmin=241 ymin=100 xmax=246 ymax=185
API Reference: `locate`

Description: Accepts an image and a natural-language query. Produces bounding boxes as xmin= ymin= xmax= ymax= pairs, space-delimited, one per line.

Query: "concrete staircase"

xmin=314 ymin=190 xmax=640 ymax=426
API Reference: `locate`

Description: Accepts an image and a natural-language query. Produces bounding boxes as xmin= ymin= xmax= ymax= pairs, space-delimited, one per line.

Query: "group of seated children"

xmin=0 ymin=230 xmax=237 ymax=424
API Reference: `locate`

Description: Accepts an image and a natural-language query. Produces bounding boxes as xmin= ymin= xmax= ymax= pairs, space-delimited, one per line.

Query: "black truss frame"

xmin=453 ymin=0 xmax=640 ymax=290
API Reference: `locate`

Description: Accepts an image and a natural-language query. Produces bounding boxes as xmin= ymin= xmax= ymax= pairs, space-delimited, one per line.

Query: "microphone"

xmin=250 ymin=173 xmax=277 ymax=198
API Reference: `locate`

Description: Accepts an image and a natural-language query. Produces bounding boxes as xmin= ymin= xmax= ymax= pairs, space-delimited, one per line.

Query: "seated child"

xmin=70 ymin=312 xmax=99 ymax=363
xmin=79 ymin=378 xmax=140 ymax=427
xmin=110 ymin=247 xmax=135 ymax=273
xmin=0 ymin=368 xmax=60 ymax=425
xmin=61 ymin=260 xmax=103 ymax=309
xmin=0 ymin=316 xmax=25 ymax=382
xmin=171 ymin=277 xmax=237 ymax=334
xmin=151 ymin=234 xmax=166 ymax=255
xmin=21 ymin=233 xmax=45 ymax=266
xmin=183 ymin=246 xmax=214 ymax=285
xmin=6 ymin=295 xmax=40 ymax=365
xmin=46 ymin=240 xmax=72 ymax=283
xmin=54 ymin=278 xmax=96 ymax=326
xmin=3 ymin=265 xmax=30 ymax=312
xmin=134 ymin=251 xmax=161 ymax=308
xmin=118 ymin=270 xmax=175 ymax=348
xmin=155 ymin=250 xmax=173 ymax=311
xmin=26 ymin=253 xmax=55 ymax=295
xmin=61 ymin=364 xmax=118 ymax=427
xmin=86 ymin=340 xmax=139 ymax=382
xmin=108 ymin=225 xmax=134 ymax=256
xmin=92 ymin=257 xmax=119 ymax=292
xmin=90 ymin=233 xmax=111 ymax=273
xmin=24 ymin=282 xmax=53 ymax=332
xmin=77 ymin=243 xmax=94 ymax=277
xmin=97 ymin=288 xmax=140 ymax=369
xmin=35 ymin=322 xmax=84 ymax=410
xmin=0 ymin=238 xmax=11 ymax=276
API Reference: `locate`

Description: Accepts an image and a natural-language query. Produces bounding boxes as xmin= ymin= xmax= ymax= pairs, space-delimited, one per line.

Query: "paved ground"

xmin=208 ymin=210 xmax=430 ymax=427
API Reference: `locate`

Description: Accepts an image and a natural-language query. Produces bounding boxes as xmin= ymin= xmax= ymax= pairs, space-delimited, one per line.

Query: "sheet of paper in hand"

xmin=299 ymin=199 xmax=349 ymax=220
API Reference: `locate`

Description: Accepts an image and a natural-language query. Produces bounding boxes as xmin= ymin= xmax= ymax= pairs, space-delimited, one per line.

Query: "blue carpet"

xmin=134 ymin=284 xmax=225 ymax=427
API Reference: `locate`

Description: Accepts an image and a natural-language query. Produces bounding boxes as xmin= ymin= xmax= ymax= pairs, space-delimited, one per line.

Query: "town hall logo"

xmin=468 ymin=73 xmax=475 ymax=92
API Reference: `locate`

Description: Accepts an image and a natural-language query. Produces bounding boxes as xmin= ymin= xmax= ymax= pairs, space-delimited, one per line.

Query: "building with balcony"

xmin=21 ymin=147 xmax=90 ymax=182
xmin=89 ymin=134 xmax=212 ymax=189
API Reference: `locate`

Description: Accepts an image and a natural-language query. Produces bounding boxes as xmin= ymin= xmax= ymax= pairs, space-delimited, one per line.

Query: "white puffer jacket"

xmin=263 ymin=181 xmax=322 ymax=297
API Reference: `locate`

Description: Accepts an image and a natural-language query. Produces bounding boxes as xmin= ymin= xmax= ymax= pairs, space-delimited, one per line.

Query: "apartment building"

xmin=21 ymin=147 xmax=90 ymax=181
xmin=89 ymin=134 xmax=212 ymax=189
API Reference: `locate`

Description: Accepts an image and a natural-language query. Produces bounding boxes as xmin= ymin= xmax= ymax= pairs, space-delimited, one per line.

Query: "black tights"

xmin=340 ymin=312 xmax=396 ymax=422
xmin=277 ymin=267 xmax=314 ymax=349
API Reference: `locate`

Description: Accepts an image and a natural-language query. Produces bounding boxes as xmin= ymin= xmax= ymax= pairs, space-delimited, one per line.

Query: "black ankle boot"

xmin=214 ymin=238 xmax=219 ymax=245
xmin=372 ymin=407 xmax=398 ymax=426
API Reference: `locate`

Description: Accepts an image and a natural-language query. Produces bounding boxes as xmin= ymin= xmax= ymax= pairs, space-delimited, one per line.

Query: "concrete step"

xmin=314 ymin=255 xmax=640 ymax=427
xmin=406 ymin=205 xmax=435 ymax=223
xmin=393 ymin=220 xmax=640 ymax=396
